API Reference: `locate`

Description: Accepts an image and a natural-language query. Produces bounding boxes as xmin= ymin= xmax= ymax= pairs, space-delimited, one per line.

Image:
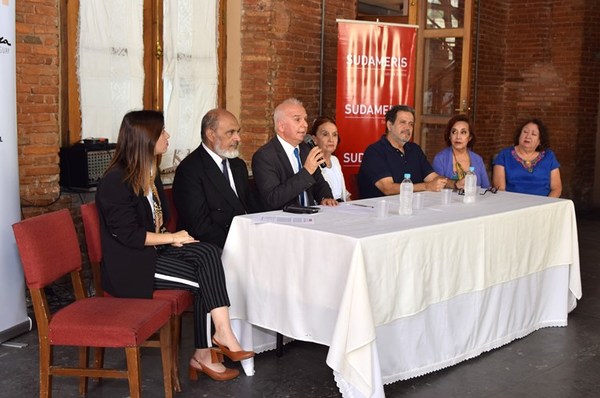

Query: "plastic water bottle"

xmin=463 ymin=166 xmax=477 ymax=204
xmin=399 ymin=173 xmax=413 ymax=215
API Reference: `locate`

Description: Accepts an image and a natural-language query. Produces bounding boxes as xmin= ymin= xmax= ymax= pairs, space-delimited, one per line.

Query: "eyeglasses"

xmin=457 ymin=187 xmax=498 ymax=196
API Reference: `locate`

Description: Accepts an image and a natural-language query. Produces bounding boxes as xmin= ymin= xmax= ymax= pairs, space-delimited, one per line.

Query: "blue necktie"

xmin=293 ymin=148 xmax=305 ymax=206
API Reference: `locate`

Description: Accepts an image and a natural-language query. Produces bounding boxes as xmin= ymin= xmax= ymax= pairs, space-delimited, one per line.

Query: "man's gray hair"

xmin=273 ymin=97 xmax=303 ymax=125
xmin=200 ymin=109 xmax=221 ymax=142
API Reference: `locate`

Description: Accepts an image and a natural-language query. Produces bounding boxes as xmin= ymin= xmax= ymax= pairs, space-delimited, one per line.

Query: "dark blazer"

xmin=172 ymin=144 xmax=256 ymax=248
xmin=251 ymin=137 xmax=333 ymax=210
xmin=95 ymin=166 xmax=169 ymax=299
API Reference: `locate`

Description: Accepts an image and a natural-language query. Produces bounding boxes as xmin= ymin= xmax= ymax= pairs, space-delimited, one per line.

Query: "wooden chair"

xmin=12 ymin=209 xmax=173 ymax=398
xmin=80 ymin=202 xmax=193 ymax=392
xmin=163 ymin=187 xmax=178 ymax=233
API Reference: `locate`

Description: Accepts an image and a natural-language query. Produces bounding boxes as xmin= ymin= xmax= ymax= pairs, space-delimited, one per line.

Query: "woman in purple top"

xmin=493 ymin=118 xmax=562 ymax=197
xmin=433 ymin=115 xmax=490 ymax=190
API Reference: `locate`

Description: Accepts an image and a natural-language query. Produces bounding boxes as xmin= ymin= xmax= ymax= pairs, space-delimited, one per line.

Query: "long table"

xmin=222 ymin=191 xmax=582 ymax=397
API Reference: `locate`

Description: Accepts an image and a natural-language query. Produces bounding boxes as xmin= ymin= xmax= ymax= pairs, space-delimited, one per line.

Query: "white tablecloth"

xmin=222 ymin=191 xmax=581 ymax=397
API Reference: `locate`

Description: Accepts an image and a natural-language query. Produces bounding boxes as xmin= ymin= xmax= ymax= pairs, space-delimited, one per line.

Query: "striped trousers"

xmin=153 ymin=241 xmax=230 ymax=349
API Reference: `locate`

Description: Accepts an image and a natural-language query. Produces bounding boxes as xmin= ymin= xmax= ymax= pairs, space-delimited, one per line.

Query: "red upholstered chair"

xmin=12 ymin=209 xmax=173 ymax=398
xmin=163 ymin=187 xmax=178 ymax=233
xmin=80 ymin=202 xmax=193 ymax=392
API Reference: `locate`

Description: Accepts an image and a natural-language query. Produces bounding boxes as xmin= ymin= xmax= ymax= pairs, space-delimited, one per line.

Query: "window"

xmin=64 ymin=0 xmax=226 ymax=170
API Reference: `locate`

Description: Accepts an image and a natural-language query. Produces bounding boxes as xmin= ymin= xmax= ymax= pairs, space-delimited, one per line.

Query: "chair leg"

xmin=171 ymin=314 xmax=182 ymax=392
xmin=276 ymin=332 xmax=284 ymax=357
xmin=125 ymin=347 xmax=142 ymax=398
xmin=93 ymin=347 xmax=105 ymax=368
xmin=160 ymin=321 xmax=174 ymax=398
xmin=78 ymin=346 xmax=89 ymax=395
xmin=40 ymin=341 xmax=52 ymax=398
xmin=92 ymin=347 xmax=105 ymax=382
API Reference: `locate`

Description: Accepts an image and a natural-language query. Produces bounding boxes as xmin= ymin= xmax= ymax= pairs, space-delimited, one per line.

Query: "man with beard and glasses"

xmin=252 ymin=97 xmax=337 ymax=211
xmin=357 ymin=104 xmax=447 ymax=199
xmin=173 ymin=108 xmax=259 ymax=248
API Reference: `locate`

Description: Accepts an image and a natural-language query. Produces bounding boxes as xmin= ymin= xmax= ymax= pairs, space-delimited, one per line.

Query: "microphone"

xmin=303 ymin=135 xmax=326 ymax=168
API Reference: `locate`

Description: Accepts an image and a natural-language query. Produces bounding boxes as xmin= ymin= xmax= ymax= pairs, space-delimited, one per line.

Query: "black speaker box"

xmin=60 ymin=141 xmax=116 ymax=189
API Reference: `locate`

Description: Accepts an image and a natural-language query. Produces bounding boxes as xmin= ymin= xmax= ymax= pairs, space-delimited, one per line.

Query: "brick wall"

xmin=474 ymin=0 xmax=600 ymax=207
xmin=469 ymin=1 xmax=509 ymax=168
xmin=15 ymin=0 xmax=62 ymax=216
xmin=238 ymin=0 xmax=356 ymax=162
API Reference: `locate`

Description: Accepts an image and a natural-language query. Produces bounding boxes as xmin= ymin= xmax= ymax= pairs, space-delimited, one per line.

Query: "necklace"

xmin=451 ymin=149 xmax=470 ymax=180
xmin=150 ymin=182 xmax=164 ymax=233
xmin=516 ymin=147 xmax=538 ymax=165
xmin=512 ymin=147 xmax=543 ymax=173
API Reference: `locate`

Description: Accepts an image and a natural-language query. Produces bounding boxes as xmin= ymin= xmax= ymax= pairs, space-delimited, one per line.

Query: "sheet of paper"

xmin=252 ymin=215 xmax=315 ymax=224
xmin=326 ymin=202 xmax=375 ymax=215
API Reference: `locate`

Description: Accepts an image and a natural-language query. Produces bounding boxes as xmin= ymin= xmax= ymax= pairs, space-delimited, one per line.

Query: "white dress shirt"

xmin=276 ymin=135 xmax=308 ymax=205
xmin=202 ymin=143 xmax=238 ymax=196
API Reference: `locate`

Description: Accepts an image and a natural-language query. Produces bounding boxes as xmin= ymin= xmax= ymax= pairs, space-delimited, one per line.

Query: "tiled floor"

xmin=1 ymin=210 xmax=599 ymax=398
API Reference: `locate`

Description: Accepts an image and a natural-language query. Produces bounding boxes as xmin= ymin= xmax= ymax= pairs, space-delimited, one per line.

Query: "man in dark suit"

xmin=173 ymin=109 xmax=257 ymax=248
xmin=252 ymin=98 xmax=337 ymax=210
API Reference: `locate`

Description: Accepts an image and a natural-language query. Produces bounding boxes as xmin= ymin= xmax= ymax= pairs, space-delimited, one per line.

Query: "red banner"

xmin=335 ymin=20 xmax=417 ymax=198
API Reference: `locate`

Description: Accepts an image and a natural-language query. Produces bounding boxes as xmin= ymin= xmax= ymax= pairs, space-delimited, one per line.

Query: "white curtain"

xmin=78 ymin=0 xmax=144 ymax=143
xmin=162 ymin=0 xmax=218 ymax=171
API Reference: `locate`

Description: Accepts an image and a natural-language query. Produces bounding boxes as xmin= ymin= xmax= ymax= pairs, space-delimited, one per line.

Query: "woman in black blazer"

xmin=96 ymin=110 xmax=253 ymax=381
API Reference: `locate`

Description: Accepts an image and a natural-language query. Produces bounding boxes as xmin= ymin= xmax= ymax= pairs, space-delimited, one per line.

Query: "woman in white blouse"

xmin=309 ymin=116 xmax=350 ymax=202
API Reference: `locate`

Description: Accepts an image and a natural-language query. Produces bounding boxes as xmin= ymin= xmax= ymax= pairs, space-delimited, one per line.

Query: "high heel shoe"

xmin=188 ymin=350 xmax=239 ymax=381
xmin=211 ymin=337 xmax=255 ymax=362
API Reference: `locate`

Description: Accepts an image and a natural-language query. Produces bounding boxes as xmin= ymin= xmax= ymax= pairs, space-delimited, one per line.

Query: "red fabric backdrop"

xmin=335 ymin=21 xmax=417 ymax=198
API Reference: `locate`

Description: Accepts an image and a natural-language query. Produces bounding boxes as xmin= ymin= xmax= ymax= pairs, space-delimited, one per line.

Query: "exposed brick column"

xmin=15 ymin=0 xmax=61 ymax=212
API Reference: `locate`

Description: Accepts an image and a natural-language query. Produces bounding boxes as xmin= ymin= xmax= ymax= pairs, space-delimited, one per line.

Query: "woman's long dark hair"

xmin=106 ymin=110 xmax=164 ymax=196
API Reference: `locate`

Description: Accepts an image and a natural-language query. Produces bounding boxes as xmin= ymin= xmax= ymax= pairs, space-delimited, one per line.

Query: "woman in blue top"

xmin=493 ymin=118 xmax=562 ymax=197
xmin=433 ymin=115 xmax=490 ymax=190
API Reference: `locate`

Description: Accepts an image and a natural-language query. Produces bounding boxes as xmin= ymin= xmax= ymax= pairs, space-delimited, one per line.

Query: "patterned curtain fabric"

xmin=78 ymin=0 xmax=144 ymax=143
xmin=162 ymin=0 xmax=218 ymax=171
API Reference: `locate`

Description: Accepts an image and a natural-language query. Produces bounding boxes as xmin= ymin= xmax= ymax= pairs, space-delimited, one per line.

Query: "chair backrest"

xmin=80 ymin=202 xmax=104 ymax=296
xmin=164 ymin=187 xmax=178 ymax=233
xmin=81 ymin=202 xmax=102 ymax=263
xmin=12 ymin=209 xmax=82 ymax=289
